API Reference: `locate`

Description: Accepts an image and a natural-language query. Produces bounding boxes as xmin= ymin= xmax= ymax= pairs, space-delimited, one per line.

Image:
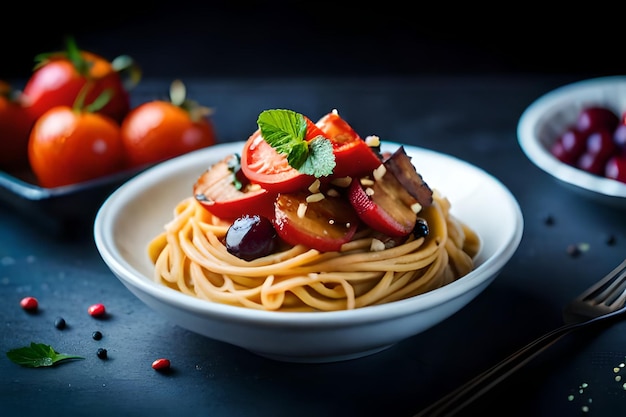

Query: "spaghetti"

xmin=147 ymin=190 xmax=480 ymax=312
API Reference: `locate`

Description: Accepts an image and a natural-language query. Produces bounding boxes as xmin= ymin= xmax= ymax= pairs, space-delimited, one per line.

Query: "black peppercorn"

xmin=92 ymin=331 xmax=103 ymax=340
xmin=54 ymin=317 xmax=66 ymax=330
xmin=97 ymin=348 xmax=108 ymax=359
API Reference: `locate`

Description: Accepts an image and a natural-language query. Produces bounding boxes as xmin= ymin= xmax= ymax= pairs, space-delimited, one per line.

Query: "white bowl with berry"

xmin=517 ymin=75 xmax=626 ymax=207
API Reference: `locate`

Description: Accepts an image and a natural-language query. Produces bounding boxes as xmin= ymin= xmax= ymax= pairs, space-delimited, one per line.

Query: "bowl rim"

xmin=94 ymin=142 xmax=524 ymax=326
xmin=517 ymin=75 xmax=626 ymax=200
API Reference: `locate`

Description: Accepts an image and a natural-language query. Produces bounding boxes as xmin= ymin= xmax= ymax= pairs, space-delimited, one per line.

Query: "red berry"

xmin=577 ymin=151 xmax=606 ymax=176
xmin=605 ymin=154 xmax=626 ymax=184
xmin=585 ymin=129 xmax=617 ymax=160
xmin=614 ymin=124 xmax=626 ymax=148
xmin=87 ymin=303 xmax=106 ymax=317
xmin=576 ymin=106 xmax=619 ymax=136
xmin=152 ymin=358 xmax=171 ymax=371
xmin=20 ymin=296 xmax=38 ymax=311
xmin=550 ymin=128 xmax=586 ymax=164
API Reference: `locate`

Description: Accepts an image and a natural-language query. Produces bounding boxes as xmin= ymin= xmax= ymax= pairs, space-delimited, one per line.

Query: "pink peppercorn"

xmin=20 ymin=296 xmax=38 ymax=311
xmin=152 ymin=358 xmax=171 ymax=371
xmin=87 ymin=303 xmax=106 ymax=317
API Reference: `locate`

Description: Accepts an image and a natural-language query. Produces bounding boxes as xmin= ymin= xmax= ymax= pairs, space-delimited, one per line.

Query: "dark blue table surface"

xmin=1 ymin=75 xmax=625 ymax=417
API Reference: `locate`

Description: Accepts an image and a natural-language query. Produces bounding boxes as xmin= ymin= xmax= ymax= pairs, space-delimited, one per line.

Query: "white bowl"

xmin=517 ymin=75 xmax=626 ymax=207
xmin=94 ymin=141 xmax=523 ymax=363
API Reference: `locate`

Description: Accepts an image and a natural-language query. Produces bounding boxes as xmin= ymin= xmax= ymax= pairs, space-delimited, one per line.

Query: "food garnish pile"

xmin=550 ymin=106 xmax=626 ymax=183
xmin=0 ymin=37 xmax=217 ymax=188
xmin=193 ymin=108 xmax=436 ymax=259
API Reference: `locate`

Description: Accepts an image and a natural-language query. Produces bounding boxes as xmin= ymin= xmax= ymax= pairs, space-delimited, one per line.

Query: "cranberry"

xmin=550 ymin=128 xmax=586 ymax=164
xmin=577 ymin=151 xmax=606 ymax=176
xmin=585 ymin=129 xmax=617 ymax=160
xmin=605 ymin=154 xmax=626 ymax=183
xmin=576 ymin=106 xmax=619 ymax=136
xmin=614 ymin=124 xmax=626 ymax=148
xmin=551 ymin=106 xmax=626 ymax=183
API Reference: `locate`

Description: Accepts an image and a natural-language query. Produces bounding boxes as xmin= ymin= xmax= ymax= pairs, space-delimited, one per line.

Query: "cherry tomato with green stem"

xmin=22 ymin=37 xmax=139 ymax=125
xmin=120 ymin=80 xmax=217 ymax=169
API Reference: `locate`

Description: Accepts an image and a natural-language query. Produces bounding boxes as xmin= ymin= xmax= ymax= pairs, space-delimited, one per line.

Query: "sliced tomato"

xmin=240 ymin=128 xmax=316 ymax=193
xmin=273 ymin=190 xmax=359 ymax=252
xmin=316 ymin=111 xmax=382 ymax=178
xmin=348 ymin=174 xmax=418 ymax=237
xmin=194 ymin=154 xmax=276 ymax=220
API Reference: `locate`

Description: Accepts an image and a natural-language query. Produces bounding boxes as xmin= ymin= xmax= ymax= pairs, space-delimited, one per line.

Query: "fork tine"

xmin=606 ymin=268 xmax=626 ymax=308
xmin=578 ymin=259 xmax=626 ymax=306
xmin=563 ymin=259 xmax=626 ymax=322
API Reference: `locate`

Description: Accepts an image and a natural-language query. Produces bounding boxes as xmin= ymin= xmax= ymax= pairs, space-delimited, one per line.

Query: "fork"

xmin=414 ymin=258 xmax=626 ymax=417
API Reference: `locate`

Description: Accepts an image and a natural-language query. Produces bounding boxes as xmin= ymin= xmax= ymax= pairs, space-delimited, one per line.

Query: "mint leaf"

xmin=299 ymin=136 xmax=336 ymax=177
xmin=6 ymin=342 xmax=84 ymax=368
xmin=257 ymin=109 xmax=335 ymax=177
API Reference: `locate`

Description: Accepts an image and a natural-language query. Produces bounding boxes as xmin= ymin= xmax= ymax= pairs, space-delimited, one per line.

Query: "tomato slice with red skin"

xmin=241 ymin=126 xmax=318 ymax=194
xmin=194 ymin=154 xmax=277 ymax=221
xmin=316 ymin=111 xmax=382 ymax=178
xmin=273 ymin=191 xmax=359 ymax=252
xmin=347 ymin=174 xmax=418 ymax=237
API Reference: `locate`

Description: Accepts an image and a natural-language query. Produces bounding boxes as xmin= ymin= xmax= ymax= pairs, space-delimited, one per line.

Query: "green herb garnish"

xmin=6 ymin=342 xmax=84 ymax=368
xmin=257 ymin=109 xmax=335 ymax=177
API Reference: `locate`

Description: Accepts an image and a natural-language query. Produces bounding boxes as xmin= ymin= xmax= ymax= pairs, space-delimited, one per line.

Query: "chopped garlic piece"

xmin=366 ymin=187 xmax=375 ymax=196
xmin=331 ymin=176 xmax=352 ymax=188
xmin=365 ymin=135 xmax=380 ymax=147
xmin=411 ymin=202 xmax=423 ymax=213
xmin=370 ymin=239 xmax=386 ymax=252
xmin=327 ymin=188 xmax=340 ymax=197
xmin=308 ymin=179 xmax=321 ymax=193
xmin=373 ymin=164 xmax=386 ymax=181
xmin=297 ymin=203 xmax=307 ymax=218
xmin=360 ymin=178 xmax=374 ymax=186
xmin=306 ymin=193 xmax=325 ymax=203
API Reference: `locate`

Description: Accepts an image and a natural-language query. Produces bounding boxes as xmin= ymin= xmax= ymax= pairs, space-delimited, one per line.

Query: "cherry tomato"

xmin=120 ymin=82 xmax=217 ymax=169
xmin=22 ymin=38 xmax=133 ymax=125
xmin=240 ymin=116 xmax=325 ymax=193
xmin=0 ymin=81 xmax=35 ymax=171
xmin=315 ymin=111 xmax=382 ymax=178
xmin=194 ymin=154 xmax=276 ymax=220
xmin=273 ymin=190 xmax=359 ymax=252
xmin=28 ymin=106 xmax=125 ymax=188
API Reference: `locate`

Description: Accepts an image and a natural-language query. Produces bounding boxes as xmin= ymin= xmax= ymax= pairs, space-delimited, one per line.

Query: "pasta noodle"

xmin=147 ymin=189 xmax=480 ymax=312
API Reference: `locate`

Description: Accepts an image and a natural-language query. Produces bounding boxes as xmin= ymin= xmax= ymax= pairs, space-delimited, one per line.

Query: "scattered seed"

xmin=605 ymin=234 xmax=617 ymax=246
xmin=543 ymin=214 xmax=555 ymax=226
xmin=96 ymin=348 xmax=108 ymax=359
xmin=152 ymin=358 xmax=171 ymax=371
xmin=20 ymin=296 xmax=38 ymax=312
xmin=567 ymin=244 xmax=582 ymax=257
xmin=54 ymin=317 xmax=66 ymax=329
xmin=92 ymin=331 xmax=103 ymax=340
xmin=567 ymin=243 xmax=589 ymax=257
xmin=88 ymin=303 xmax=106 ymax=318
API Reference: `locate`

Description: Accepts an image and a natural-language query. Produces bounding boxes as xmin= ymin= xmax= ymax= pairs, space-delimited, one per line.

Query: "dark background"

xmin=2 ymin=1 xmax=623 ymax=81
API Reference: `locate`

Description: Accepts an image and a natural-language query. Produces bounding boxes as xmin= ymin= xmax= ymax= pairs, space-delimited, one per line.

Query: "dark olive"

xmin=412 ymin=217 xmax=429 ymax=239
xmin=225 ymin=215 xmax=277 ymax=261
